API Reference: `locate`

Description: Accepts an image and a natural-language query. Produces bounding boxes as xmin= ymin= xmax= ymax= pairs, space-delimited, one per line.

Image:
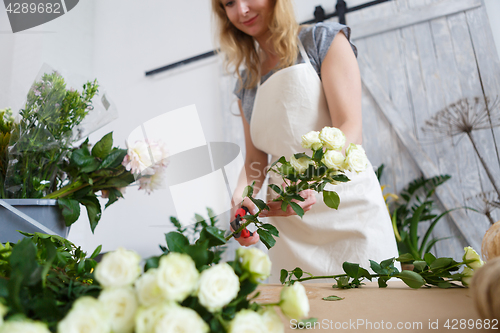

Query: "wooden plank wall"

xmin=346 ymin=0 xmax=500 ymax=258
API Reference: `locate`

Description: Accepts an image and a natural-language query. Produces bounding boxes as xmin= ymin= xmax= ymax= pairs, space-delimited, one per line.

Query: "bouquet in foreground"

xmin=0 ymin=69 xmax=168 ymax=232
xmin=0 ymin=222 xmax=311 ymax=333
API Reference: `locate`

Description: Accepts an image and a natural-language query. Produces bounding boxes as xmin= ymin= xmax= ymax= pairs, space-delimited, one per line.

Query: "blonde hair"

xmin=212 ymin=0 xmax=299 ymax=89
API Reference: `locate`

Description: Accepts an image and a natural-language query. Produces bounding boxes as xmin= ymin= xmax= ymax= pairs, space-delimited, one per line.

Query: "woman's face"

xmin=222 ymin=0 xmax=273 ymax=39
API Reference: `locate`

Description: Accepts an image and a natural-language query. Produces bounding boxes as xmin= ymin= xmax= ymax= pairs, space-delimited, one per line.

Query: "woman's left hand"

xmin=259 ymin=189 xmax=316 ymax=217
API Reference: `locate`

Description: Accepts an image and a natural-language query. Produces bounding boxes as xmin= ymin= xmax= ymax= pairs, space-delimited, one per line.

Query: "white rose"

xmin=261 ymin=307 xmax=285 ymax=333
xmin=98 ymin=287 xmax=138 ymax=333
xmin=290 ymin=155 xmax=313 ymax=174
xmin=0 ymin=320 xmax=51 ymax=333
xmin=153 ymin=305 xmax=209 ymax=333
xmin=135 ymin=304 xmax=169 ymax=333
xmin=122 ymin=139 xmax=169 ymax=176
xmin=463 ymin=246 xmax=484 ymax=270
xmin=319 ymin=127 xmax=346 ymax=151
xmin=197 ymin=263 xmax=240 ymax=312
xmin=57 ymin=296 xmax=110 ymax=333
xmin=122 ymin=140 xmax=153 ymax=175
xmin=0 ymin=303 xmax=7 ymax=327
xmin=461 ymin=266 xmax=474 ymax=287
xmin=157 ymin=253 xmax=199 ymax=302
xmin=229 ymin=310 xmax=266 ymax=333
xmin=237 ymin=247 xmax=272 ymax=283
xmin=344 ymin=144 xmax=368 ymax=173
xmin=94 ymin=247 xmax=141 ymax=288
xmin=321 ymin=150 xmax=345 ymax=170
xmin=138 ymin=167 xmax=166 ymax=194
xmin=301 ymin=131 xmax=322 ymax=151
xmin=280 ymin=282 xmax=310 ymax=320
xmin=135 ymin=268 xmax=165 ymax=307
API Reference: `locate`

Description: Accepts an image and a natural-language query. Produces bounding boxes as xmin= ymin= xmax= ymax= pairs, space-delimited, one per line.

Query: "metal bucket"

xmin=0 ymin=199 xmax=69 ymax=243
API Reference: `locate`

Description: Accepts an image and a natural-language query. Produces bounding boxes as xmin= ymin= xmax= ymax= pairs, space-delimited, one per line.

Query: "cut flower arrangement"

xmin=0 ymin=70 xmax=168 ymax=232
xmin=0 ymin=213 xmax=311 ymax=333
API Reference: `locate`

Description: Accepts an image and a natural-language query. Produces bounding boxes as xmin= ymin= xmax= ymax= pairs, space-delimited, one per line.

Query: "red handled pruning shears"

xmin=230 ymin=206 xmax=254 ymax=238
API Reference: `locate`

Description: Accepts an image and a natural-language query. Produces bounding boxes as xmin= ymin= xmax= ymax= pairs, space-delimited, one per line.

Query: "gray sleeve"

xmin=300 ymin=22 xmax=358 ymax=77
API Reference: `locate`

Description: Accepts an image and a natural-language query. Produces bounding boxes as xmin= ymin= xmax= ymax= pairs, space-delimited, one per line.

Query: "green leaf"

xmin=438 ymin=281 xmax=452 ymax=289
xmin=261 ymin=223 xmax=279 ymax=237
xmin=91 ymin=132 xmax=113 ymax=159
xmin=58 ymin=198 xmax=81 ymax=226
xmin=281 ymin=200 xmax=288 ymax=212
xmin=323 ymin=190 xmax=340 ymax=209
xmin=424 ymin=253 xmax=437 ymax=266
xmin=396 ymin=270 xmax=425 ymax=289
xmin=380 ymin=258 xmax=395 ymax=269
xmin=322 ymin=295 xmax=344 ymax=301
xmin=268 ymin=184 xmax=283 ymax=196
xmin=280 ymin=269 xmax=288 ymax=284
xmin=331 ymin=174 xmax=350 ymax=183
xmin=99 ymin=149 xmax=128 ymax=169
xmin=257 ymin=229 xmax=276 ymax=249
xmin=377 ymin=277 xmax=388 ymax=288
xmin=293 ymin=267 xmax=303 ymax=279
xmin=198 ymin=226 xmax=227 ymax=248
xmin=412 ymin=260 xmax=427 ymax=272
xmin=268 ymin=156 xmax=286 ymax=172
xmin=184 ymin=242 xmax=210 ymax=269
xmin=79 ymin=196 xmax=102 ymax=233
xmin=165 ymin=232 xmax=189 ymax=253
xmin=250 ymin=197 xmax=269 ymax=211
xmin=242 ymin=183 xmax=254 ymax=198
xmin=90 ymin=245 xmax=102 ymax=259
xmin=343 ymin=262 xmax=360 ymax=279
xmin=370 ymin=260 xmax=384 ymax=275
xmin=289 ymin=202 xmax=304 ymax=218
xmin=429 ymin=257 xmax=452 ymax=271
xmin=313 ymin=149 xmax=324 ymax=162
xmin=144 ymin=256 xmax=161 ymax=271
xmin=396 ymin=253 xmax=415 ymax=263
xmin=105 ymin=188 xmax=123 ymax=209
xmin=358 ymin=267 xmax=372 ymax=281
xmin=293 ymin=153 xmax=310 ymax=159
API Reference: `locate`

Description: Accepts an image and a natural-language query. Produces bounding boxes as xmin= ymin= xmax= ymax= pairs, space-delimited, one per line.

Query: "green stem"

xmin=294 ymin=273 xmax=383 ymax=283
xmin=43 ymin=180 xmax=85 ymax=199
xmin=259 ymin=301 xmax=282 ymax=307
xmin=225 ymin=217 xmax=256 ymax=241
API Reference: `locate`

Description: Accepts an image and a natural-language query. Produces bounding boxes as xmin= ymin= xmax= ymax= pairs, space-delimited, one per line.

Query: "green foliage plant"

xmin=390 ymin=174 xmax=465 ymax=260
xmin=0 ymin=233 xmax=101 ymax=331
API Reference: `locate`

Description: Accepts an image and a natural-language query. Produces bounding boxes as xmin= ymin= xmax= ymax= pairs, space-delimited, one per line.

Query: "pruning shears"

xmin=230 ymin=206 xmax=254 ymax=238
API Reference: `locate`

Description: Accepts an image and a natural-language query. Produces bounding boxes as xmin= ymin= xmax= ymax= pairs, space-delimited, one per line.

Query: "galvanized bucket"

xmin=0 ymin=199 xmax=69 ymax=243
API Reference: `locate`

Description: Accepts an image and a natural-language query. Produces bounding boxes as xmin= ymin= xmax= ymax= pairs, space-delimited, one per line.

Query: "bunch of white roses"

xmin=50 ymin=247 xmax=309 ymax=333
xmin=296 ymin=126 xmax=368 ymax=174
xmin=461 ymin=246 xmax=485 ymax=286
xmin=122 ymin=139 xmax=169 ymax=194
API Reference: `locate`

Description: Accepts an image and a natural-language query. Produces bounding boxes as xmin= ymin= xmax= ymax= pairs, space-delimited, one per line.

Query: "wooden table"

xmin=256 ymin=281 xmax=496 ymax=332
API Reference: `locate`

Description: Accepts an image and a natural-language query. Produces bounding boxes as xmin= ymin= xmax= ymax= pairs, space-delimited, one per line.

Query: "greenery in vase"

xmin=1 ymin=72 xmax=168 ymax=232
xmin=0 ymin=108 xmax=14 ymax=198
xmin=3 ymin=72 xmax=98 ymax=199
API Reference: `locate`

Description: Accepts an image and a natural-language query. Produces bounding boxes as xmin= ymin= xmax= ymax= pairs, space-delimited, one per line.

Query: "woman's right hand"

xmin=230 ymin=197 xmax=260 ymax=246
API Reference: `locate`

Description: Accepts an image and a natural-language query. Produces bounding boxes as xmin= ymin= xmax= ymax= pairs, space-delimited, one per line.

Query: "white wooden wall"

xmin=347 ymin=0 xmax=500 ymax=257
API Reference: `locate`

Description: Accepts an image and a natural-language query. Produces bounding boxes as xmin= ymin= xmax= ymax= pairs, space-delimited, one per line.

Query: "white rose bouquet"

xmin=229 ymin=126 xmax=369 ymax=248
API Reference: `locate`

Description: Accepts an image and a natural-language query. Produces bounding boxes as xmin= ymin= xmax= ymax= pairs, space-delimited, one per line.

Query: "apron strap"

xmin=297 ymin=39 xmax=311 ymax=66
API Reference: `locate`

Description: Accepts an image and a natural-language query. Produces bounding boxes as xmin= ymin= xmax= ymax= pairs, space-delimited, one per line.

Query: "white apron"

xmin=250 ymin=41 xmax=400 ymax=283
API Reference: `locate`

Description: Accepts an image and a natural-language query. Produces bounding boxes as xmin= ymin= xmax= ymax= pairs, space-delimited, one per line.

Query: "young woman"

xmin=212 ymin=0 xmax=399 ymax=282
